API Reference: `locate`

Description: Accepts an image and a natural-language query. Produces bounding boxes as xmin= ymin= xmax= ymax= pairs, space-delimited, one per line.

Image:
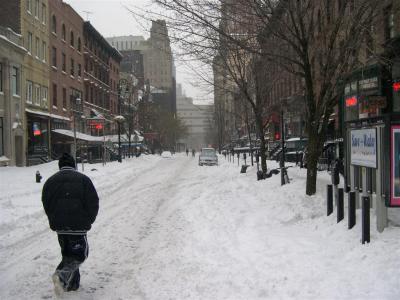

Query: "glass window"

xmin=26 ymin=80 xmax=33 ymax=103
xmin=52 ymin=83 xmax=57 ymax=107
xmin=62 ymin=24 xmax=66 ymax=40
xmin=34 ymin=84 xmax=41 ymax=105
xmin=11 ymin=67 xmax=19 ymax=96
xmin=42 ymin=86 xmax=48 ymax=107
xmin=52 ymin=15 xmax=56 ymax=33
xmin=26 ymin=0 xmax=32 ymax=13
xmin=77 ymin=37 xmax=81 ymax=52
xmin=78 ymin=63 xmax=81 ymax=77
xmin=27 ymin=32 xmax=32 ymax=53
xmin=52 ymin=47 xmax=57 ymax=67
xmin=70 ymin=58 xmax=74 ymax=76
xmin=62 ymin=88 xmax=67 ymax=108
xmin=62 ymin=53 xmax=66 ymax=72
xmin=0 ymin=63 xmax=2 ymax=92
xmin=35 ymin=37 xmax=40 ymax=58
xmin=42 ymin=41 xmax=46 ymax=62
xmin=34 ymin=0 xmax=39 ymax=17
xmin=41 ymin=3 xmax=46 ymax=24
xmin=70 ymin=31 xmax=74 ymax=47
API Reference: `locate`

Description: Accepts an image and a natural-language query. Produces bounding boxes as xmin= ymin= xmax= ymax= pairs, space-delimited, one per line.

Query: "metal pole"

xmin=73 ymin=114 xmax=77 ymax=170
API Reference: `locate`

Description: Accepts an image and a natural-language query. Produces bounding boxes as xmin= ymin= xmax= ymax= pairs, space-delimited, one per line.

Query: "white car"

xmin=161 ymin=151 xmax=172 ymax=158
xmin=199 ymin=148 xmax=218 ymax=166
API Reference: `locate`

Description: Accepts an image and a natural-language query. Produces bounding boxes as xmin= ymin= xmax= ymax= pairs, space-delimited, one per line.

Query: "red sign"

xmin=345 ymin=96 xmax=357 ymax=107
xmin=86 ymin=118 xmax=105 ymax=130
xmin=95 ymin=124 xmax=103 ymax=130
xmin=393 ymin=82 xmax=400 ymax=92
xmin=275 ymin=132 xmax=280 ymax=140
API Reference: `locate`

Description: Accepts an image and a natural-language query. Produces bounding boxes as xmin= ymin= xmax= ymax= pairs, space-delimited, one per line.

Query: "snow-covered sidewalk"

xmin=1 ymin=154 xmax=400 ymax=299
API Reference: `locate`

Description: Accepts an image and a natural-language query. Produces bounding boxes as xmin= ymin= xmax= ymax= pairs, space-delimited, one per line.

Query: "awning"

xmin=52 ymin=129 xmax=103 ymax=142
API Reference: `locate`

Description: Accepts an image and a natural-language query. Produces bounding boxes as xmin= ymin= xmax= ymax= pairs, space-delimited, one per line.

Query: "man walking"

xmin=42 ymin=153 xmax=99 ymax=295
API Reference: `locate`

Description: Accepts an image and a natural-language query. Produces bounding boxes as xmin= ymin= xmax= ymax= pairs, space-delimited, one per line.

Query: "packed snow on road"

xmin=1 ymin=153 xmax=400 ymax=299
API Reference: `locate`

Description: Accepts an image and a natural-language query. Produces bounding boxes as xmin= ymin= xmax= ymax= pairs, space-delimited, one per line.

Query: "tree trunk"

xmin=305 ymin=131 xmax=322 ymax=195
xmin=255 ymin=113 xmax=267 ymax=173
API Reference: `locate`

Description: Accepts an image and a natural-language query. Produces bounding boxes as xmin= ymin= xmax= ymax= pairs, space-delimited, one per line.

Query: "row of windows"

xmin=26 ymin=0 xmax=46 ymax=25
xmin=52 ymin=84 xmax=81 ymax=109
xmin=26 ymin=80 xmax=48 ymax=108
xmin=111 ymin=40 xmax=141 ymax=51
xmin=26 ymin=31 xmax=47 ymax=62
xmin=0 ymin=65 xmax=21 ymax=96
xmin=51 ymin=16 xmax=81 ymax=51
xmin=51 ymin=47 xmax=82 ymax=77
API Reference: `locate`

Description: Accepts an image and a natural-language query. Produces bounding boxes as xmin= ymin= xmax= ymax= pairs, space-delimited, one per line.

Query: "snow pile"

xmin=0 ymin=154 xmax=400 ymax=299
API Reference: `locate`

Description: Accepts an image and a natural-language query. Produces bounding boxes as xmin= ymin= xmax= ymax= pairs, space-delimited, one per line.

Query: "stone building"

xmin=0 ymin=27 xmax=27 ymax=166
xmin=0 ymin=0 xmax=50 ymax=165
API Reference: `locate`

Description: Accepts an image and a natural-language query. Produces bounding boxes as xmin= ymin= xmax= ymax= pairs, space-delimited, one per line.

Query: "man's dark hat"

xmin=59 ymin=153 xmax=75 ymax=169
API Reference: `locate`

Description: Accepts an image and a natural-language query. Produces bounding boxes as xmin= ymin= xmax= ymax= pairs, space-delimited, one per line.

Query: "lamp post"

xmin=71 ymin=96 xmax=82 ymax=169
xmin=117 ymin=78 xmax=128 ymax=163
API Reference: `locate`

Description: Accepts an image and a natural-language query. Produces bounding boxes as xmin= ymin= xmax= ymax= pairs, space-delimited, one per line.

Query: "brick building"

xmin=83 ymin=21 xmax=122 ymax=135
xmin=48 ymin=0 xmax=84 ymax=156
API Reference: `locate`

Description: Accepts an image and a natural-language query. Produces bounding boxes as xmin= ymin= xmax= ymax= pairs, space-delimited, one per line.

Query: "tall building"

xmin=0 ymin=27 xmax=27 ymax=166
xmin=176 ymin=84 xmax=214 ymax=150
xmin=0 ymin=0 xmax=51 ymax=165
xmin=106 ymin=20 xmax=176 ymax=114
xmin=49 ymin=0 xmax=84 ymax=156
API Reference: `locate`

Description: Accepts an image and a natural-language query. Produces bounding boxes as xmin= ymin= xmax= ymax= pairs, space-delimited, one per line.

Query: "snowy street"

xmin=1 ymin=154 xmax=400 ymax=299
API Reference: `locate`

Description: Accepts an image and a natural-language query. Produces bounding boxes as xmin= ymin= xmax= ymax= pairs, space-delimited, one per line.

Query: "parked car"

xmin=161 ymin=151 xmax=172 ymax=158
xmin=199 ymin=148 xmax=218 ymax=166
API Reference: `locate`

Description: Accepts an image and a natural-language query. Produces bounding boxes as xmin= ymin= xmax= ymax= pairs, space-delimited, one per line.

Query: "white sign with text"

xmin=350 ymin=128 xmax=377 ymax=168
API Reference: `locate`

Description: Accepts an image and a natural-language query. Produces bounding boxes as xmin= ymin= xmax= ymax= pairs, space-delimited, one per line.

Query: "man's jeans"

xmin=55 ymin=234 xmax=89 ymax=291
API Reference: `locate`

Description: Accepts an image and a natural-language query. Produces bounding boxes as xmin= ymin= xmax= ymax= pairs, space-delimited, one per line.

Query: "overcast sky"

xmin=64 ymin=0 xmax=212 ymax=104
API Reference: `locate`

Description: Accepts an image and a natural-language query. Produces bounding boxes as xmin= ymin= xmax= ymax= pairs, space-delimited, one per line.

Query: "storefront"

xmin=342 ymin=64 xmax=390 ymax=232
xmin=27 ymin=112 xmax=50 ymax=165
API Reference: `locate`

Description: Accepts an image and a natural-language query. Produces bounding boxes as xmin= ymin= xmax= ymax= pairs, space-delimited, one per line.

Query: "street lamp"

xmin=117 ymin=78 xmax=128 ymax=163
xmin=71 ymin=96 xmax=82 ymax=168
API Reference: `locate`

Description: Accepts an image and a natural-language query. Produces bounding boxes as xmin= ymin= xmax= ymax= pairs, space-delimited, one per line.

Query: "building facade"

xmin=0 ymin=27 xmax=27 ymax=166
xmin=49 ymin=0 xmax=84 ymax=156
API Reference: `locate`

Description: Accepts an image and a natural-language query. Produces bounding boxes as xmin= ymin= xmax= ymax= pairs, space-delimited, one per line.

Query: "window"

xmin=42 ymin=41 xmax=46 ymax=62
xmin=26 ymin=81 xmax=33 ymax=103
xmin=11 ymin=67 xmax=20 ymax=96
xmin=34 ymin=0 xmax=39 ymax=18
xmin=62 ymin=53 xmax=66 ymax=72
xmin=0 ymin=63 xmax=2 ymax=93
xmin=52 ymin=15 xmax=56 ymax=33
xmin=70 ymin=58 xmax=74 ymax=76
xmin=70 ymin=31 xmax=74 ymax=47
xmin=26 ymin=0 xmax=32 ymax=13
xmin=35 ymin=37 xmax=40 ymax=58
xmin=52 ymin=83 xmax=57 ymax=107
xmin=41 ymin=3 xmax=46 ymax=24
xmin=62 ymin=24 xmax=66 ymax=41
xmin=77 ymin=37 xmax=81 ymax=52
xmin=34 ymin=84 xmax=41 ymax=105
xmin=41 ymin=86 xmax=48 ymax=107
xmin=27 ymin=32 xmax=32 ymax=53
xmin=78 ymin=63 xmax=82 ymax=77
xmin=385 ymin=6 xmax=395 ymax=40
xmin=62 ymin=88 xmax=67 ymax=108
xmin=52 ymin=47 xmax=57 ymax=67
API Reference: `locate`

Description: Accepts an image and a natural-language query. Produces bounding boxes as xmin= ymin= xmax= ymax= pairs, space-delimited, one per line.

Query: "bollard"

xmin=36 ymin=171 xmax=42 ymax=183
xmin=327 ymin=184 xmax=333 ymax=216
xmin=362 ymin=196 xmax=370 ymax=244
xmin=337 ymin=188 xmax=344 ymax=223
xmin=348 ymin=191 xmax=356 ymax=229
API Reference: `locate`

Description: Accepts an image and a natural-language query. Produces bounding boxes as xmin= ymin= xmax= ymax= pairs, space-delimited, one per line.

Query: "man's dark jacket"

xmin=42 ymin=167 xmax=99 ymax=233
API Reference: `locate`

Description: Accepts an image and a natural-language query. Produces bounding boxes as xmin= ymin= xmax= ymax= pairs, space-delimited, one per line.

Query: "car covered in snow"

xmin=161 ymin=151 xmax=173 ymax=158
xmin=199 ymin=148 xmax=218 ymax=166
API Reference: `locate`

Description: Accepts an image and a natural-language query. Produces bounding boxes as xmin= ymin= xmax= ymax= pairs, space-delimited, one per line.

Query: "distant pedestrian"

xmin=186 ymin=148 xmax=189 ymax=156
xmin=41 ymin=153 xmax=99 ymax=296
xmin=192 ymin=149 xmax=195 ymax=157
